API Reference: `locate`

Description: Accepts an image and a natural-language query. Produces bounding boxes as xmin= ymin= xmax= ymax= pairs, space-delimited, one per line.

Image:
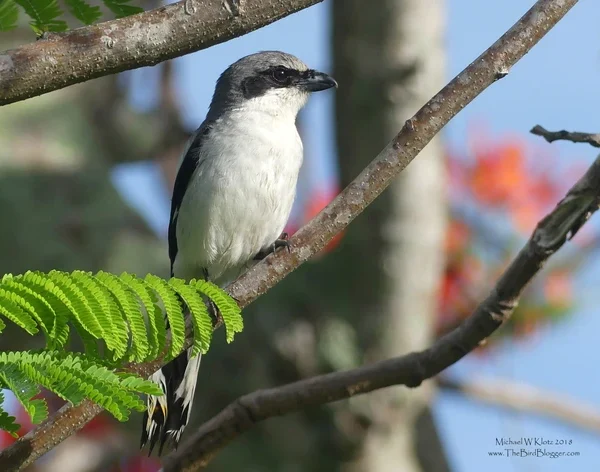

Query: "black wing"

xmin=168 ymin=122 xmax=213 ymax=275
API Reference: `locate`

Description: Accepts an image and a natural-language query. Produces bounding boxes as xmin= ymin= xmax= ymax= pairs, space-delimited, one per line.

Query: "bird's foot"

xmin=184 ymin=0 xmax=197 ymax=15
xmin=207 ymin=298 xmax=221 ymax=326
xmin=222 ymin=0 xmax=242 ymax=17
xmin=254 ymin=233 xmax=291 ymax=260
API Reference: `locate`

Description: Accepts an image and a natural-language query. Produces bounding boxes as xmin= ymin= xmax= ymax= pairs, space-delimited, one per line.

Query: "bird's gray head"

xmin=207 ymin=51 xmax=337 ymax=120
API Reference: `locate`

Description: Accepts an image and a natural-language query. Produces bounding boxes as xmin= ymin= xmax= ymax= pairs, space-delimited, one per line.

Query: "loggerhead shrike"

xmin=141 ymin=51 xmax=337 ymax=453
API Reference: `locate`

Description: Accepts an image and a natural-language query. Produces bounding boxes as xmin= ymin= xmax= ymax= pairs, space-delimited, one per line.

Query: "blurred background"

xmin=1 ymin=0 xmax=600 ymax=471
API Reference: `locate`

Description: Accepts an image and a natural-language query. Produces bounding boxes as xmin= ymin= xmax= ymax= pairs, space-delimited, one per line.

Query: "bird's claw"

xmin=254 ymin=233 xmax=292 ymax=260
xmin=273 ymin=238 xmax=291 ymax=253
xmin=184 ymin=0 xmax=196 ymax=15
xmin=222 ymin=0 xmax=242 ymax=17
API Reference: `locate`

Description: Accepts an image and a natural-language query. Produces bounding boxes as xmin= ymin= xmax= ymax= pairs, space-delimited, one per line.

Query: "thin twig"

xmin=439 ymin=377 xmax=600 ymax=434
xmin=0 ymin=0 xmax=580 ymax=470
xmin=531 ymin=125 xmax=600 ymax=147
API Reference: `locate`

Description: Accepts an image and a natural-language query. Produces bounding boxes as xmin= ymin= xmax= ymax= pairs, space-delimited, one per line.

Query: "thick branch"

xmin=161 ymin=147 xmax=600 ymax=471
xmin=0 ymin=0 xmax=579 ymax=470
xmin=439 ymin=377 xmax=600 ymax=434
xmin=531 ymin=125 xmax=600 ymax=147
xmin=0 ymin=0 xmax=322 ymax=106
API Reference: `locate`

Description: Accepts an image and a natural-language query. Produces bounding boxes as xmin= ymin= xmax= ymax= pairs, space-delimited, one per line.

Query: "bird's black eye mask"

xmin=241 ymin=67 xmax=312 ymax=99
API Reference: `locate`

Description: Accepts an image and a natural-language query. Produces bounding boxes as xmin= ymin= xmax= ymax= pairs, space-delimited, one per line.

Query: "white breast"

xmin=173 ymin=109 xmax=303 ymax=285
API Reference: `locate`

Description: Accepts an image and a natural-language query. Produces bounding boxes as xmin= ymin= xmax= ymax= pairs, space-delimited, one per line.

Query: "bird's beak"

xmin=297 ymin=70 xmax=338 ymax=92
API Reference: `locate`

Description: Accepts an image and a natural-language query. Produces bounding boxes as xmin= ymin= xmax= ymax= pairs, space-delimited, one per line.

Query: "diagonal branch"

xmin=161 ymin=148 xmax=600 ymax=471
xmin=0 ymin=0 xmax=579 ymax=470
xmin=531 ymin=125 xmax=600 ymax=147
xmin=0 ymin=0 xmax=323 ymax=106
xmin=224 ymin=0 xmax=579 ymax=308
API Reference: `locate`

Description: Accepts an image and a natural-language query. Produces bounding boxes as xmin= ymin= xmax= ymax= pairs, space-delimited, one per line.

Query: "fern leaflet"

xmin=0 ymin=391 xmax=20 ymax=436
xmin=64 ymin=0 xmax=100 ymax=25
xmin=103 ymin=0 xmax=142 ymax=18
xmin=0 ymin=0 xmax=18 ymax=31
xmin=3 ymin=0 xmax=146 ymax=35
xmin=0 ymin=270 xmax=243 ymax=434
xmin=14 ymin=0 xmax=66 ymax=33
xmin=144 ymin=274 xmax=185 ymax=361
xmin=195 ymin=279 xmax=243 ymax=343
xmin=170 ymin=278 xmax=212 ymax=357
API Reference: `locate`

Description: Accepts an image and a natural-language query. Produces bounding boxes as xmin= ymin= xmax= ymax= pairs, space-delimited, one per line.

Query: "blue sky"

xmin=112 ymin=1 xmax=600 ymax=470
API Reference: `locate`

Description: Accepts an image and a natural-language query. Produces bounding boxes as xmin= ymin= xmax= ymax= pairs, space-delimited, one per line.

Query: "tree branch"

xmin=225 ymin=0 xmax=579 ymax=308
xmin=531 ymin=125 xmax=600 ymax=147
xmin=438 ymin=377 xmax=600 ymax=434
xmin=0 ymin=0 xmax=579 ymax=469
xmin=0 ymin=0 xmax=322 ymax=106
xmin=161 ymin=144 xmax=600 ymax=471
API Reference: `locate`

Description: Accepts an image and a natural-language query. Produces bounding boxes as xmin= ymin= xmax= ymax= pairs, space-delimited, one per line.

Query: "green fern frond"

xmin=144 ymin=274 xmax=185 ymax=361
xmin=14 ymin=0 xmax=67 ymax=33
xmin=19 ymin=272 xmax=71 ymax=348
xmin=116 ymin=372 xmax=163 ymax=396
xmin=64 ymin=0 xmax=100 ymax=25
xmin=0 ymin=391 xmax=20 ymax=437
xmin=120 ymin=273 xmax=165 ymax=362
xmin=1 ymin=274 xmax=56 ymax=342
xmin=0 ymin=270 xmax=243 ymax=433
xmin=103 ymin=0 xmax=142 ymax=18
xmin=0 ymin=270 xmax=242 ymax=361
xmin=194 ymin=279 xmax=244 ymax=343
xmin=0 ymin=351 xmax=162 ymax=424
xmin=69 ymin=272 xmax=116 ymax=344
xmin=169 ymin=278 xmax=212 ymax=357
xmin=0 ymin=0 xmax=19 ymax=31
xmin=0 ymin=287 xmax=39 ymax=336
xmin=72 ymin=272 xmax=129 ymax=361
xmin=95 ymin=271 xmax=149 ymax=362
xmin=46 ymin=271 xmax=106 ymax=345
xmin=28 ymin=398 xmax=48 ymax=425
xmin=0 ymin=363 xmax=44 ymax=423
xmin=3 ymin=0 xmax=145 ymax=35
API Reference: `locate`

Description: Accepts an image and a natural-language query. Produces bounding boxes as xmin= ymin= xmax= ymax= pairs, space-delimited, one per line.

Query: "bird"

xmin=140 ymin=51 xmax=337 ymax=454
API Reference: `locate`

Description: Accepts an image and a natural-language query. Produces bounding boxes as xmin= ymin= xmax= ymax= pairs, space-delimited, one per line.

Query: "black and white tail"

xmin=140 ymin=348 xmax=202 ymax=454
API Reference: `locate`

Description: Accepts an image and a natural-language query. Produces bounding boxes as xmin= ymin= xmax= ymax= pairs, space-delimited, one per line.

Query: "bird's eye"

xmin=271 ymin=67 xmax=290 ymax=84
